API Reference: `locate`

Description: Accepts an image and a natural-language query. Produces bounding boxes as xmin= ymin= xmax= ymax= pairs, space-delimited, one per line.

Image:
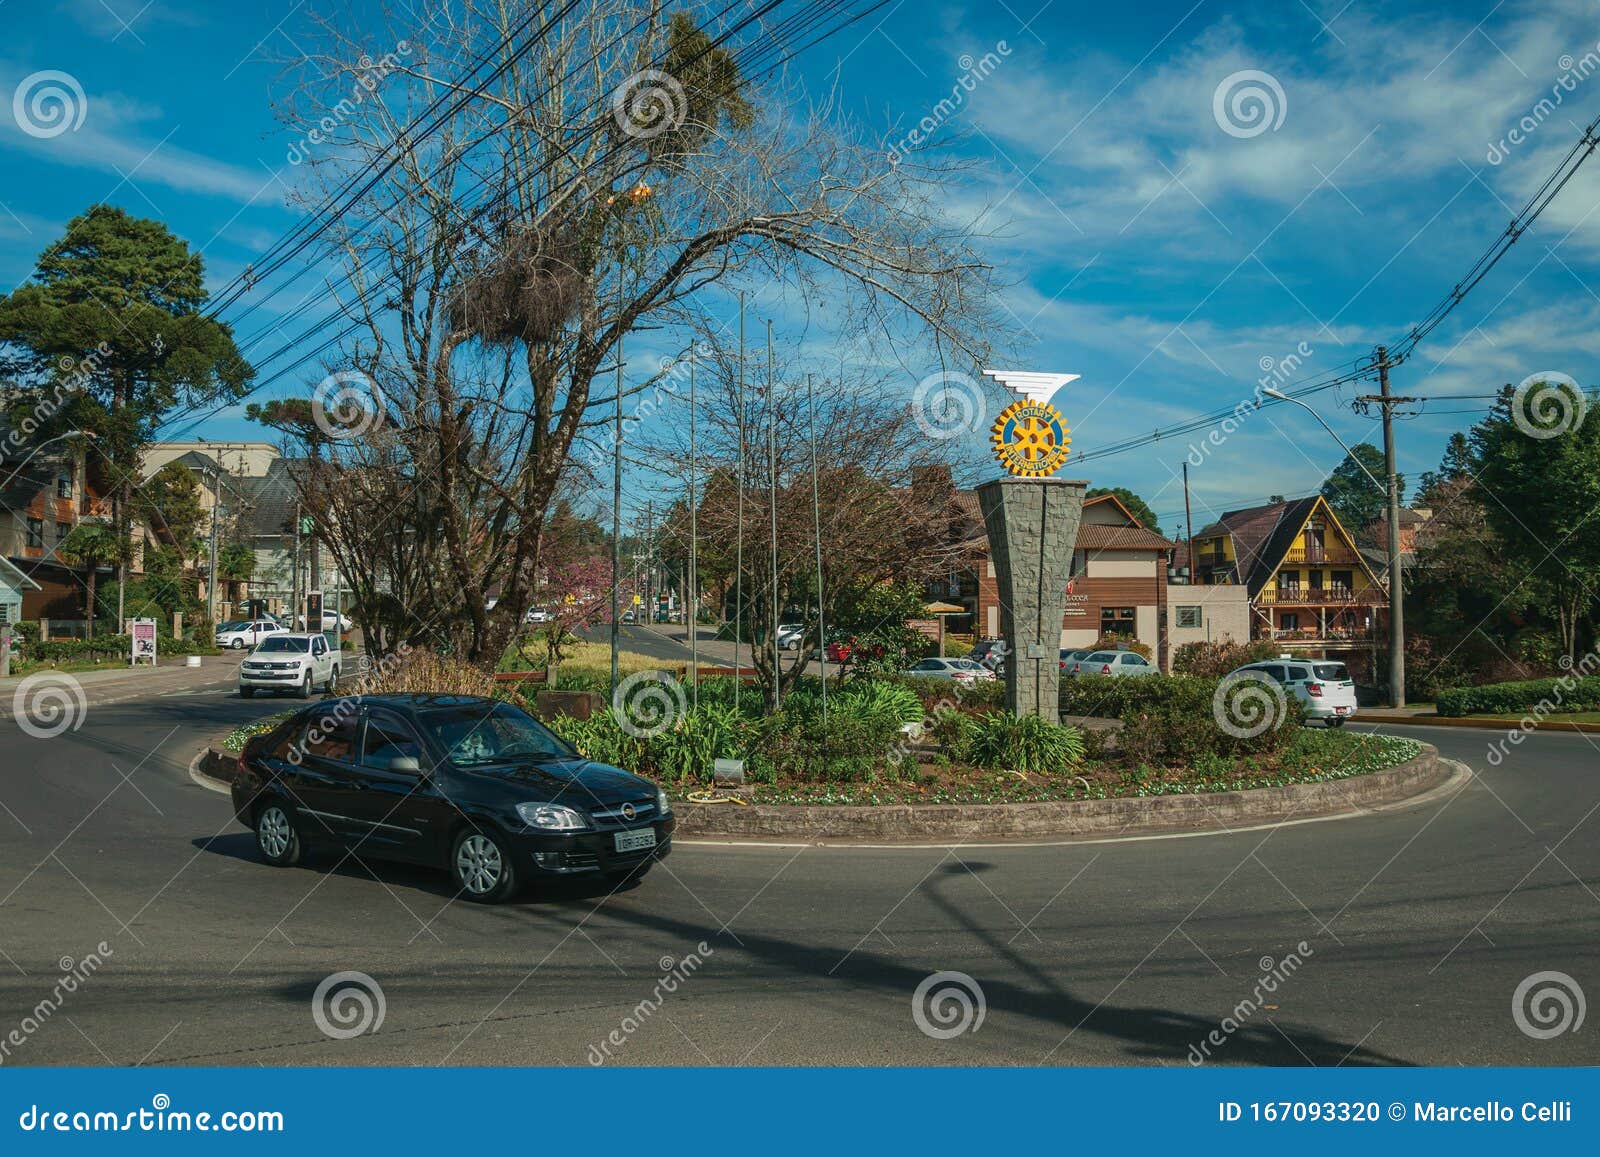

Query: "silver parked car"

xmin=903 ymin=657 xmax=997 ymax=683
xmin=1068 ymin=650 xmax=1158 ymax=678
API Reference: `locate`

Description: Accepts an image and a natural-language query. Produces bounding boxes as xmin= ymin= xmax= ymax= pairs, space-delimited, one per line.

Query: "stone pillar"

xmin=977 ymin=477 xmax=1087 ymax=723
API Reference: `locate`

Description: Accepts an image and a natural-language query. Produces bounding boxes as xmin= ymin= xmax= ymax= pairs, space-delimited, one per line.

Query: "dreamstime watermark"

xmin=311 ymin=971 xmax=386 ymax=1039
xmin=1212 ymin=672 xmax=1287 ymax=738
xmin=1186 ymin=341 xmax=1315 ymax=466
xmin=612 ymin=670 xmax=688 ymax=738
xmin=1188 ymin=943 xmax=1313 ymax=1064
xmin=1484 ymin=649 xmax=1600 ymax=767
xmin=1487 ymin=47 xmax=1600 ymax=164
xmin=1212 ymin=69 xmax=1287 ymax=139
xmin=1512 ymin=970 xmax=1585 ymax=1039
xmin=911 ymin=970 xmax=986 ymax=1038
xmin=17 ymin=1095 xmax=284 ymax=1133
xmin=11 ymin=672 xmax=88 ymax=740
xmin=586 ymin=943 xmax=713 ymax=1064
xmin=311 ymin=370 xmax=388 ymax=439
xmin=287 ymin=42 xmax=413 ymax=165
xmin=911 ymin=370 xmax=987 ymax=441
xmin=612 ymin=69 xmax=688 ymax=141
xmin=1509 ymin=371 xmax=1587 ymax=440
xmin=12 ymin=70 xmax=87 ymax=139
xmin=0 ymin=343 xmax=111 ymax=470
xmin=0 ymin=943 xmax=113 ymax=1064
xmin=886 ymin=43 xmax=1012 ymax=165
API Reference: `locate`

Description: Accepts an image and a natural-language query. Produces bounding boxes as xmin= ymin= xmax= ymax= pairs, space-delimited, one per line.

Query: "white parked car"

xmin=294 ymin=610 xmax=352 ymax=632
xmin=1069 ymin=650 xmax=1158 ymax=678
xmin=776 ymin=623 xmax=806 ymax=650
xmin=903 ymin=657 xmax=997 ymax=683
xmin=238 ymin=633 xmax=341 ymax=699
xmin=524 ymin=607 xmax=553 ymax=625
xmin=216 ymin=619 xmax=289 ymax=649
xmin=1226 ymin=656 xmax=1358 ymax=727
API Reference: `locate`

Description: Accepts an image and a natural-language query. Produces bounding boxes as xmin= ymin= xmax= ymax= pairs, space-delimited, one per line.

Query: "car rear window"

xmin=1312 ymin=663 xmax=1349 ymax=681
xmin=1086 ymin=652 xmax=1117 ymax=662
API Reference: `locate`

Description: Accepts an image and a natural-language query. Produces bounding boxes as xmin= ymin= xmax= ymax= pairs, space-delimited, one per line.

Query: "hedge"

xmin=1436 ymin=674 xmax=1600 ymax=717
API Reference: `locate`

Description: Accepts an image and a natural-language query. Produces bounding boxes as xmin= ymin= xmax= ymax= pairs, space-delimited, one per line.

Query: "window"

xmin=56 ymin=475 xmax=72 ymax=499
xmin=1286 ymin=664 xmax=1311 ymax=682
xmin=1121 ymin=654 xmax=1149 ymax=666
xmin=1312 ymin=663 xmax=1348 ymax=681
xmin=26 ymin=519 xmax=43 ymax=548
xmin=55 ymin=521 xmax=70 ymax=545
xmin=1331 ymin=570 xmax=1353 ymax=594
xmin=1308 ymin=570 xmax=1324 ymax=590
xmin=1280 ymin=612 xmax=1299 ymax=631
xmin=362 ymin=712 xmax=424 ymax=770
xmin=1100 ymin=607 xmax=1136 ymax=636
xmin=312 ymin=637 xmax=327 ymax=656
xmin=1175 ymin=605 xmax=1202 ymax=629
xmin=1277 ymin=571 xmax=1300 ymax=590
xmin=300 ymin=712 xmax=358 ymax=762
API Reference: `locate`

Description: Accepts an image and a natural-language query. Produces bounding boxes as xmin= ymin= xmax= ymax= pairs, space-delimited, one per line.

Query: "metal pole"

xmin=611 ymin=333 xmax=623 ymax=697
xmin=808 ymin=372 xmax=826 ymax=725
xmin=1183 ymin=460 xmax=1194 ymax=581
xmin=689 ymin=359 xmax=699 ymax=708
xmin=767 ymin=319 xmax=780 ymax=711
xmin=734 ymin=293 xmax=745 ymax=702
xmin=1377 ymin=346 xmax=1406 ymax=707
xmin=207 ymin=474 xmax=220 ymax=626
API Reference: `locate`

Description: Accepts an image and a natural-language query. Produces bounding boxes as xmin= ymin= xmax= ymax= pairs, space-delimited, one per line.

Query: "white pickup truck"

xmin=238 ymin=632 xmax=340 ymax=698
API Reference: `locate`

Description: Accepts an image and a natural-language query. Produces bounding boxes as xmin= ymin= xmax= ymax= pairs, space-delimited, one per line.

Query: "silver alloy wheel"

xmin=258 ymin=806 xmax=291 ymax=858
xmin=456 ymin=834 xmax=503 ymax=894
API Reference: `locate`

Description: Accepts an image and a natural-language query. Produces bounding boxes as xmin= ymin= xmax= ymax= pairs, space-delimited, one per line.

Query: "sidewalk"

xmin=1359 ymin=705 xmax=1600 ymax=734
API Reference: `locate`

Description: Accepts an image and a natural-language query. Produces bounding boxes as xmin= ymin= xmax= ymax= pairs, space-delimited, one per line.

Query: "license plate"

xmin=1334 ymin=706 xmax=1352 ymax=715
xmin=614 ymin=828 xmax=657 ymax=853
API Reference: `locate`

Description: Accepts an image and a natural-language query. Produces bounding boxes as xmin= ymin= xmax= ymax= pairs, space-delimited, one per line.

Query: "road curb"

xmin=1358 ymin=712 xmax=1600 ymax=734
xmin=192 ymin=744 xmax=237 ymax=794
xmin=673 ymin=745 xmax=1457 ymax=843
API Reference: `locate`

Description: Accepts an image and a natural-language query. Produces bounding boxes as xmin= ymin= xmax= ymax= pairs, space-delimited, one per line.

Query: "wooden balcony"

xmin=1253 ymin=627 xmax=1382 ymax=647
xmin=1282 ymin=543 xmax=1360 ymax=565
xmin=1257 ymin=585 xmax=1386 ymax=606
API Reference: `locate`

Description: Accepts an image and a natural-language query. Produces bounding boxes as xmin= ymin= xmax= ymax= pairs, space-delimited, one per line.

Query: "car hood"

xmin=463 ymin=757 xmax=654 ymax=807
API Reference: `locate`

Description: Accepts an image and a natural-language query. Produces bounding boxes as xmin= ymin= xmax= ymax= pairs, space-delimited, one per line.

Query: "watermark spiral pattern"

xmin=312 ymin=370 xmax=388 ymax=439
xmin=612 ymin=671 xmax=687 ymax=738
xmin=311 ymin=971 xmax=387 ymax=1040
xmin=1212 ymin=69 xmax=1287 ymax=139
xmin=1211 ymin=673 xmax=1287 ymax=739
xmin=912 ymin=371 xmax=986 ymax=440
xmin=12 ymin=71 xmax=87 ymax=139
xmin=12 ymin=673 xmax=87 ymax=739
xmin=1512 ymin=970 xmax=1585 ymax=1040
xmin=1510 ymin=372 xmax=1586 ymax=440
xmin=612 ymin=70 xmax=688 ymax=141
xmin=911 ymin=970 xmax=986 ymax=1039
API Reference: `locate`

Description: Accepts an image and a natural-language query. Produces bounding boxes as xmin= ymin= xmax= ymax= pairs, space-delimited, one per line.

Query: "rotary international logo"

xmin=991 ymin=399 xmax=1071 ymax=477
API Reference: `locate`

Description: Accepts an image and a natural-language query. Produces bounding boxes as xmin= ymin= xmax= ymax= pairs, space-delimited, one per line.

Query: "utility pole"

xmin=207 ymin=473 xmax=221 ymax=627
xmin=611 ymin=333 xmax=623 ymax=697
xmin=1356 ymin=345 xmax=1416 ymax=708
xmin=689 ymin=359 xmax=699 ymax=707
xmin=734 ymin=293 xmax=745 ymax=698
xmin=807 ymin=372 xmax=826 ymax=724
xmin=1182 ymin=461 xmax=1195 ymax=581
xmin=767 ymin=319 xmax=780 ymax=710
xmin=291 ymin=504 xmax=302 ymax=625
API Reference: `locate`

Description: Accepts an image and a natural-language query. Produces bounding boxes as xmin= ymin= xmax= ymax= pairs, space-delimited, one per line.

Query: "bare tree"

xmin=271 ymin=0 xmax=1007 ymax=665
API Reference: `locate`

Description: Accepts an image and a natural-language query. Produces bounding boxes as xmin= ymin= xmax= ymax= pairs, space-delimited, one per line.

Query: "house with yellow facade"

xmin=1187 ymin=495 xmax=1388 ymax=679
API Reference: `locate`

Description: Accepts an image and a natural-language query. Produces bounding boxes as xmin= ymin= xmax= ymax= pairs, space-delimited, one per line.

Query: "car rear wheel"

xmin=452 ymin=829 xmax=518 ymax=903
xmin=325 ymin=666 xmax=339 ymax=693
xmin=256 ymin=803 xmax=303 ymax=866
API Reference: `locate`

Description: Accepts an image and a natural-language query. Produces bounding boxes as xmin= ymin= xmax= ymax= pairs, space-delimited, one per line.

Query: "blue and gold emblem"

xmin=991 ymin=399 xmax=1071 ymax=477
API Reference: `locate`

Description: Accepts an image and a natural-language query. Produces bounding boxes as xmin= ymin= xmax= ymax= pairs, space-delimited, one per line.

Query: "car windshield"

xmin=217 ymin=621 xmax=243 ymax=632
xmin=256 ymin=637 xmax=310 ymax=653
xmin=1312 ymin=663 xmax=1349 ymax=681
xmin=421 ymin=701 xmax=575 ymax=767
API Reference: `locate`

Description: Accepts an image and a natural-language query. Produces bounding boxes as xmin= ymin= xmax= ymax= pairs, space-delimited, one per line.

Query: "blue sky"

xmin=4 ymin=0 xmax=1600 ymax=535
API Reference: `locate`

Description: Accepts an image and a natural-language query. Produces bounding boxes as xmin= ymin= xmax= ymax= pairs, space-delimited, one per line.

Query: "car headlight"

xmin=656 ymin=787 xmax=671 ymax=815
xmin=516 ymin=802 xmax=588 ymax=831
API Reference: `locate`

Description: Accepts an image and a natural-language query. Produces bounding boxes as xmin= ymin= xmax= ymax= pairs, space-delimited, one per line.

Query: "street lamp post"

xmin=1261 ymin=386 xmax=1403 ymax=707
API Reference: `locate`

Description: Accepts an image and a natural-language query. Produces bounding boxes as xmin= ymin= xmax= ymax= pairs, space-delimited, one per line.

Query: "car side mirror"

xmin=388 ymin=755 xmax=423 ymax=775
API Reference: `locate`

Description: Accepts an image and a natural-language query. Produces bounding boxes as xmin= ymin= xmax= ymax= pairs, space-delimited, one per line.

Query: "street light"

xmin=1260 ymin=385 xmax=1403 ymax=708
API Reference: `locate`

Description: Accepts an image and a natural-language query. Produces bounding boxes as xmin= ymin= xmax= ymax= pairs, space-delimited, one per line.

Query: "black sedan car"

xmin=230 ymin=693 xmax=673 ymax=902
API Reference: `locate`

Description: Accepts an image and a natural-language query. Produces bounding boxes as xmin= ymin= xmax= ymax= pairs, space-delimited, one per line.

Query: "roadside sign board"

xmin=129 ymin=618 xmax=157 ymax=666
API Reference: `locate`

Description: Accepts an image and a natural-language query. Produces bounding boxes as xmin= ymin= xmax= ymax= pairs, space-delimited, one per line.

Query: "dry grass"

xmin=363 ymin=650 xmax=503 ymax=698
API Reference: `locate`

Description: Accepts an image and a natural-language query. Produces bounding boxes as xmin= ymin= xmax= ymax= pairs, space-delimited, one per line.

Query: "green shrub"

xmin=832 ymin=680 xmax=923 ymax=730
xmin=1436 ymin=673 xmax=1600 ymax=717
xmin=1170 ymin=639 xmax=1276 ymax=677
xmin=960 ymin=713 xmax=1085 ymax=773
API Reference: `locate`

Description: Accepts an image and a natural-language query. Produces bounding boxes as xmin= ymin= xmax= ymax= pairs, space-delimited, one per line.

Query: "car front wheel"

xmin=256 ymin=802 xmax=303 ymax=866
xmin=297 ymin=671 xmax=313 ymax=699
xmin=451 ymin=829 xmax=518 ymax=903
xmin=230 ymin=638 xmax=244 ymax=649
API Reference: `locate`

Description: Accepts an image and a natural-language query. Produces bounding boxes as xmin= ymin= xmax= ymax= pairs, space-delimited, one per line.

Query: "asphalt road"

xmin=0 ymin=670 xmax=1596 ymax=1068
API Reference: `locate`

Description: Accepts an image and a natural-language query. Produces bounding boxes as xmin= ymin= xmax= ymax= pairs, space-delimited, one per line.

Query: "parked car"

xmin=216 ymin=619 xmax=290 ymax=649
xmin=1069 ymin=649 xmax=1158 ymax=678
xmin=295 ymin=610 xmax=353 ymax=632
xmin=903 ymin=656 xmax=997 ymax=683
xmin=621 ymin=609 xmax=636 ymax=624
xmin=825 ymin=636 xmax=854 ymax=663
xmin=238 ymin=632 xmax=341 ymax=699
xmin=524 ymin=607 xmax=552 ymax=625
xmin=231 ymin=693 xmax=674 ymax=902
xmin=776 ymin=623 xmax=806 ymax=650
xmin=1060 ymin=648 xmax=1095 ymax=672
xmin=969 ymin=638 xmax=1008 ymax=675
xmin=1225 ymin=657 xmax=1358 ymax=726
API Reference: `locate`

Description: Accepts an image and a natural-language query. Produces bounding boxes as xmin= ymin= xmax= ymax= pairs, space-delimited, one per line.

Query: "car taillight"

xmin=235 ymin=754 xmax=247 ymax=778
xmin=954 ymin=671 xmax=972 ymax=680
xmin=1307 ymin=683 xmax=1323 ymax=697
